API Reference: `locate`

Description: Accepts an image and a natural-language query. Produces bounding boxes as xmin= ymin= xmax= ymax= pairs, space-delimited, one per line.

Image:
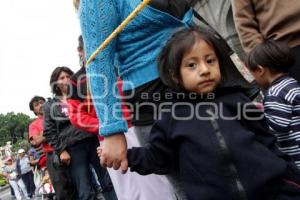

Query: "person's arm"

xmin=67 ymin=99 xmax=99 ymax=134
xmin=29 ymin=123 xmax=46 ymax=146
xmin=31 ymin=135 xmax=46 ymax=146
xmin=29 ymin=155 xmax=38 ymax=166
xmin=79 ymin=0 xmax=127 ymax=136
xmin=127 ymin=114 xmax=175 ymax=175
xmin=43 ymin=101 xmax=63 ymax=154
xmin=79 ymin=0 xmax=128 ymax=172
xmin=263 ymin=95 xmax=293 ymax=133
xmin=231 ymin=0 xmax=264 ymax=53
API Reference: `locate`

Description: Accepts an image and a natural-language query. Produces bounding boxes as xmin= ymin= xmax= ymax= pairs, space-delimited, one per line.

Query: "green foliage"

xmin=0 ymin=174 xmax=7 ymax=186
xmin=12 ymin=139 xmax=30 ymax=152
xmin=0 ymin=112 xmax=32 ymax=146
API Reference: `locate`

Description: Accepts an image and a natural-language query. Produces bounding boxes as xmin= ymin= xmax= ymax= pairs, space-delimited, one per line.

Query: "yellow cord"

xmin=86 ymin=0 xmax=151 ymax=113
xmin=86 ymin=0 xmax=151 ymax=65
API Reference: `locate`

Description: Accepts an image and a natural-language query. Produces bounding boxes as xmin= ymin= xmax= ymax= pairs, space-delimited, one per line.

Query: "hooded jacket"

xmin=128 ymin=87 xmax=300 ymax=200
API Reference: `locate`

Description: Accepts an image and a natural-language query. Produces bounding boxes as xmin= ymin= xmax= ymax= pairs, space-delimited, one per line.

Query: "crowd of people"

xmin=2 ymin=0 xmax=300 ymax=200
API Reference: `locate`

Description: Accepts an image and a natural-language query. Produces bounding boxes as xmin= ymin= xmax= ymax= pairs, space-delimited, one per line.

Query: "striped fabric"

xmin=264 ymin=75 xmax=300 ymax=168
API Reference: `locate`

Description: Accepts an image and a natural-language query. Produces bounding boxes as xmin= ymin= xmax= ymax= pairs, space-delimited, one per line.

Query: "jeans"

xmin=21 ymin=171 xmax=36 ymax=197
xmin=46 ymin=153 xmax=75 ymax=200
xmin=68 ymin=138 xmax=117 ymax=200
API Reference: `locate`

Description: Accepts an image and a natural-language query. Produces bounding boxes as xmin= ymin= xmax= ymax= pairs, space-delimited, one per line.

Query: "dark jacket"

xmin=43 ymin=97 xmax=96 ymax=154
xmin=128 ymin=87 xmax=300 ymax=200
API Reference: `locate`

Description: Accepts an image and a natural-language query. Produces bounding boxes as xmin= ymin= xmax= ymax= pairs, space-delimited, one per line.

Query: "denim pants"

xmin=21 ymin=171 xmax=36 ymax=197
xmin=68 ymin=138 xmax=118 ymax=200
xmin=46 ymin=153 xmax=75 ymax=200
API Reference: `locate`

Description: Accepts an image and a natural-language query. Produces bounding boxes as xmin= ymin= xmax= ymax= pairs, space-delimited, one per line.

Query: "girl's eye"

xmin=207 ymin=58 xmax=217 ymax=64
xmin=187 ymin=63 xmax=197 ymax=68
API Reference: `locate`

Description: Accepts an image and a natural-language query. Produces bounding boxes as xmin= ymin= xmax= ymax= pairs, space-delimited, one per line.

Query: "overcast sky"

xmin=0 ymin=0 xmax=81 ymax=118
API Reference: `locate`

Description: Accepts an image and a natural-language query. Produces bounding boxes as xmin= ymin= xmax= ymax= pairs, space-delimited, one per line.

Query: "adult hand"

xmin=36 ymin=134 xmax=46 ymax=145
xmin=60 ymin=150 xmax=71 ymax=165
xmin=99 ymin=133 xmax=128 ymax=173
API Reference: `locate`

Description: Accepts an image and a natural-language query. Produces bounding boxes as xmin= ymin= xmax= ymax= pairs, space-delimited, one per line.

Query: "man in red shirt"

xmin=29 ymin=95 xmax=75 ymax=199
xmin=28 ymin=96 xmax=52 ymax=169
xmin=29 ymin=96 xmax=53 ymax=152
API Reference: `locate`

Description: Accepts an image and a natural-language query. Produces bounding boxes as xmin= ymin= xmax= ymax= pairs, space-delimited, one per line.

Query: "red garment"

xmin=29 ymin=116 xmax=53 ymax=153
xmin=38 ymin=154 xmax=47 ymax=169
xmin=67 ymin=99 xmax=103 ymax=141
xmin=67 ymin=79 xmax=132 ymax=140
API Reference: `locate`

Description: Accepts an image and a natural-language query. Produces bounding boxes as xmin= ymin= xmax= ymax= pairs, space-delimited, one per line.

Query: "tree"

xmin=0 ymin=112 xmax=32 ymax=146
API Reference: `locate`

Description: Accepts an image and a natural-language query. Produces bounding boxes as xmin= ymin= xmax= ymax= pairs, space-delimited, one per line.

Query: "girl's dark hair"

xmin=50 ymin=66 xmax=74 ymax=96
xmin=246 ymin=40 xmax=295 ymax=73
xmin=29 ymin=96 xmax=45 ymax=111
xmin=158 ymin=26 xmax=245 ymax=91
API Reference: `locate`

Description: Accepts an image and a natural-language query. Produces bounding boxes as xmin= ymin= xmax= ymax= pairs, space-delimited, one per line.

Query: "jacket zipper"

xmin=206 ymin=109 xmax=248 ymax=200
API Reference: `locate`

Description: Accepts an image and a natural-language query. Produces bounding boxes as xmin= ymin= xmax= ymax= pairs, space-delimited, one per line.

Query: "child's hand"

xmin=97 ymin=146 xmax=102 ymax=158
xmin=97 ymin=145 xmax=128 ymax=174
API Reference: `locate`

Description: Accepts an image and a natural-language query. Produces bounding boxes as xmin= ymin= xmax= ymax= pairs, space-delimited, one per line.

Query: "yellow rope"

xmin=86 ymin=0 xmax=152 ymax=113
xmin=86 ymin=0 xmax=152 ymax=65
xmin=87 ymin=79 xmax=91 ymax=113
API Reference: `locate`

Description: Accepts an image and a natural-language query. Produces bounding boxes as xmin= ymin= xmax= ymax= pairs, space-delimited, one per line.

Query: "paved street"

xmin=0 ymin=186 xmax=42 ymax=200
xmin=0 ymin=186 xmax=12 ymax=200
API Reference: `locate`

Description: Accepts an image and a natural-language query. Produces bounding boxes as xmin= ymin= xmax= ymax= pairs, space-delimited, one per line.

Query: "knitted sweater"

xmin=79 ymin=0 xmax=192 ymax=136
xmin=231 ymin=0 xmax=300 ymax=53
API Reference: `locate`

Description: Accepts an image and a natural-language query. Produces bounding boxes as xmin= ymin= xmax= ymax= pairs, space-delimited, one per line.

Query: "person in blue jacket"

xmin=75 ymin=0 xmax=192 ymax=177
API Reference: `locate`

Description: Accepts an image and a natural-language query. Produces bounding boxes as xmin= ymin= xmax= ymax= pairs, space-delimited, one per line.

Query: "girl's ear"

xmin=252 ymin=65 xmax=265 ymax=77
xmin=170 ymin=71 xmax=180 ymax=85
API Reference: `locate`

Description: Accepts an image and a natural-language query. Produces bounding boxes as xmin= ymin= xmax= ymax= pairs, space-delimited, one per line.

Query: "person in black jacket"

xmin=43 ymin=67 xmax=76 ymax=200
xmin=116 ymin=27 xmax=300 ymax=200
xmin=43 ymin=66 xmax=116 ymax=200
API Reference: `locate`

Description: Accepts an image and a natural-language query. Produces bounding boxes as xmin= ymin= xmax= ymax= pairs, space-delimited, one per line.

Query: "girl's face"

xmin=180 ymin=39 xmax=221 ymax=94
xmin=57 ymin=71 xmax=71 ymax=95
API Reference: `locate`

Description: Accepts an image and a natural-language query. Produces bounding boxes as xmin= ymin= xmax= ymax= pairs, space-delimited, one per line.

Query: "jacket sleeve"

xmin=43 ymin=101 xmax=63 ymax=154
xmin=231 ymin=0 xmax=264 ymax=53
xmin=67 ymin=99 xmax=99 ymax=134
xmin=79 ymin=0 xmax=128 ymax=136
xmin=127 ymin=114 xmax=175 ymax=175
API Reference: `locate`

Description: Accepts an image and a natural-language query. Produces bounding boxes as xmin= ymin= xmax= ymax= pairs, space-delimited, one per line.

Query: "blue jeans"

xmin=21 ymin=171 xmax=36 ymax=197
xmin=68 ymin=138 xmax=118 ymax=200
xmin=46 ymin=153 xmax=75 ymax=200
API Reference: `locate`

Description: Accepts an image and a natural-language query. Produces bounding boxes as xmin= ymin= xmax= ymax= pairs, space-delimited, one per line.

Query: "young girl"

xmin=124 ymin=27 xmax=300 ymax=200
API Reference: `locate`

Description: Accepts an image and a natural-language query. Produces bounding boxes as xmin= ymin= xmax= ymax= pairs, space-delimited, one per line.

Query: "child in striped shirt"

xmin=246 ymin=39 xmax=300 ymax=168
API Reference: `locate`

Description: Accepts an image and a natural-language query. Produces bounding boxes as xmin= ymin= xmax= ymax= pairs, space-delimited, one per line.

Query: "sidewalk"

xmin=0 ymin=184 xmax=9 ymax=192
